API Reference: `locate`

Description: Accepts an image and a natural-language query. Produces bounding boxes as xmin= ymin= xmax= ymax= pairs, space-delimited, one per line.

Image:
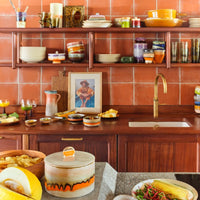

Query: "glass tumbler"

xmin=16 ymin=12 xmax=26 ymax=28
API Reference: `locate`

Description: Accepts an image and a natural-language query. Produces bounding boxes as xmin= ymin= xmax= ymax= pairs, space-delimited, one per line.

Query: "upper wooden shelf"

xmin=1 ymin=27 xmax=200 ymax=33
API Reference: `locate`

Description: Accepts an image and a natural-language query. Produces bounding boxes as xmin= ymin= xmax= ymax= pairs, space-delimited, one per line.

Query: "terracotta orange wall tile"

xmin=26 ymin=16 xmax=40 ymax=28
xmin=135 ymin=84 xmax=154 ymax=105
xmin=112 ymin=67 xmax=133 ymax=82
xmin=42 ymin=39 xmax=64 ymax=54
xmin=181 ymin=67 xmax=200 ymax=83
xmin=111 ymin=0 xmax=133 ymax=15
xmin=21 ymin=0 xmax=41 ymax=15
xmin=158 ymin=84 xmax=179 ymax=105
xmin=134 ymin=67 xmax=156 ymax=83
xmin=89 ymin=67 xmax=110 ymax=83
xmin=0 ymin=16 xmax=15 ymax=27
xmin=65 ymin=33 xmax=88 ymax=39
xmin=0 ymin=84 xmax=18 ymax=104
xmin=95 ymin=39 xmax=110 ymax=54
xmin=181 ymin=84 xmax=196 ymax=105
xmin=66 ymin=67 xmax=87 ymax=73
xmin=180 ymin=0 xmax=200 ymax=16
xmin=43 ymin=33 xmax=64 ymax=39
xmin=22 ymin=33 xmax=41 ymax=39
xmin=88 ymin=0 xmax=110 ymax=15
xmin=1 ymin=0 xmax=18 ymax=15
xmin=157 ymin=0 xmax=179 ymax=9
xmin=0 ymin=38 xmax=12 ymax=61
xmin=22 ymin=39 xmax=41 ymax=46
xmin=19 ymin=84 xmax=40 ymax=100
xmin=102 ymin=83 xmax=110 ymax=105
xmin=135 ymin=0 xmax=156 ymax=16
xmin=41 ymin=84 xmax=51 ymax=104
xmin=111 ymin=39 xmax=133 ymax=56
xmin=42 ymin=66 xmax=64 ymax=83
xmin=111 ymin=83 xmax=133 ymax=105
xmin=0 ymin=67 xmax=18 ymax=83
xmin=158 ymin=68 xmax=179 ymax=83
xmin=67 ymin=0 xmax=87 ymax=6
xmin=19 ymin=68 xmax=41 ymax=83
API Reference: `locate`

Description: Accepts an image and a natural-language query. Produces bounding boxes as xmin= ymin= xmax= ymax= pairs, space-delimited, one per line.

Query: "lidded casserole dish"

xmin=44 ymin=147 xmax=95 ymax=198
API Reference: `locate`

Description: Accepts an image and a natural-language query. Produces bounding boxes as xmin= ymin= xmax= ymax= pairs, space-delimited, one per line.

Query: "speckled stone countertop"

xmin=41 ymin=162 xmax=200 ymax=200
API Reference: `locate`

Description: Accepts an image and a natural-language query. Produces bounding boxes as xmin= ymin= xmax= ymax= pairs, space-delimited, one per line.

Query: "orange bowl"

xmin=144 ymin=18 xmax=183 ymax=27
xmin=148 ymin=9 xmax=176 ymax=19
xmin=0 ymin=150 xmax=46 ymax=179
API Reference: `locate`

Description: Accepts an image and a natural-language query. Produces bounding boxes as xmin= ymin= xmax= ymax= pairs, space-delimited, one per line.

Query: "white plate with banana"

xmin=131 ymin=179 xmax=198 ymax=200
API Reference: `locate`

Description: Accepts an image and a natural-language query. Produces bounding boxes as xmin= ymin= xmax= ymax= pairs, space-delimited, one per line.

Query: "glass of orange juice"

xmin=153 ymin=50 xmax=165 ymax=64
xmin=0 ymin=99 xmax=10 ymax=114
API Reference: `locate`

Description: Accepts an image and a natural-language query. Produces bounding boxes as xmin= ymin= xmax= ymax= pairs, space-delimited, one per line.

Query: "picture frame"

xmin=68 ymin=72 xmax=102 ymax=114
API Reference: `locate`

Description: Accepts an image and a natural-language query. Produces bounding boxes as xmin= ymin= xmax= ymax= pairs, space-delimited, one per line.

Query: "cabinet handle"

xmin=0 ymin=136 xmax=4 ymax=139
xmin=61 ymin=137 xmax=83 ymax=141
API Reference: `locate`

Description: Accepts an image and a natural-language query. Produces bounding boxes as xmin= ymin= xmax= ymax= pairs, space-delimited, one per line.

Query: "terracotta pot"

xmin=44 ymin=147 xmax=95 ymax=198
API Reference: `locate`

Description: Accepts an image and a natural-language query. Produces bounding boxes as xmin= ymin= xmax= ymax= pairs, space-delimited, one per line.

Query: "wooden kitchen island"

xmin=1 ymin=105 xmax=200 ymax=172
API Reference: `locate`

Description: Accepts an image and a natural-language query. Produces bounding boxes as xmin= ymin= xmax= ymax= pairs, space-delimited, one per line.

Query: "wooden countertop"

xmin=1 ymin=105 xmax=200 ymax=135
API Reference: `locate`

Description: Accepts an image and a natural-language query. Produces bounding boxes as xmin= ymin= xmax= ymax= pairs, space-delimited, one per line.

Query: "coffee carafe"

xmin=45 ymin=90 xmax=61 ymax=116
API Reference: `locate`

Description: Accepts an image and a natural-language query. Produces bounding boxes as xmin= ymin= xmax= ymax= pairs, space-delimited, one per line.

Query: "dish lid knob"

xmin=63 ymin=146 xmax=75 ymax=158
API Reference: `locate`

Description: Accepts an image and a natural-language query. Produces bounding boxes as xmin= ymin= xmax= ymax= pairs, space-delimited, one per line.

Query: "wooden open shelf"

xmin=0 ymin=27 xmax=200 ymax=69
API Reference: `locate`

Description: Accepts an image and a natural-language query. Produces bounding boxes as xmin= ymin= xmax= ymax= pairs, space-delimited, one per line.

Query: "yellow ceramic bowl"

xmin=148 ymin=9 xmax=176 ymax=19
xmin=144 ymin=18 xmax=183 ymax=27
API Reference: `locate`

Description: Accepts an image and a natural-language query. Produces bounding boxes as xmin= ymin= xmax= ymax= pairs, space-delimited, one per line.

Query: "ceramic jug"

xmin=45 ymin=90 xmax=61 ymax=116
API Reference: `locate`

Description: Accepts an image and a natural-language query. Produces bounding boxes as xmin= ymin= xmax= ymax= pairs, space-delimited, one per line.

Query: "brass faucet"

xmin=153 ymin=73 xmax=167 ymax=118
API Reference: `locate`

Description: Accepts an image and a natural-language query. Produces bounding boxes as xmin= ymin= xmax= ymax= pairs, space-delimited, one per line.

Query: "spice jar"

xmin=121 ymin=17 xmax=130 ymax=28
xmin=132 ymin=17 xmax=140 ymax=28
xmin=143 ymin=49 xmax=154 ymax=64
xmin=134 ymin=38 xmax=147 ymax=63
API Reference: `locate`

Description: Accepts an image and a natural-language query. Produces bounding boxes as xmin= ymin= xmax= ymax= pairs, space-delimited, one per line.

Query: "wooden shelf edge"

xmin=171 ymin=63 xmax=200 ymax=67
xmin=1 ymin=27 xmax=200 ymax=33
xmin=93 ymin=63 xmax=166 ymax=67
xmin=16 ymin=62 xmax=89 ymax=67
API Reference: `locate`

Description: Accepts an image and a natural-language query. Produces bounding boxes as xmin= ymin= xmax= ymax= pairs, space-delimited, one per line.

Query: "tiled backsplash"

xmin=0 ymin=0 xmax=199 ymax=106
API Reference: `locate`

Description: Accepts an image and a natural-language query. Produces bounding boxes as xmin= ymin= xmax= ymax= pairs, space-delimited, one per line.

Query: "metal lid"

xmin=44 ymin=147 xmax=95 ymax=168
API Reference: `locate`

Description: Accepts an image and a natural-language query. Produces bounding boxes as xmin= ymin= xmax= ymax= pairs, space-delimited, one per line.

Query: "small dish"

xmin=96 ymin=54 xmax=120 ymax=63
xmin=40 ymin=117 xmax=51 ymax=124
xmin=113 ymin=194 xmax=136 ymax=200
xmin=25 ymin=119 xmax=37 ymax=127
xmin=83 ymin=116 xmax=101 ymax=127
xmin=68 ymin=114 xmax=85 ymax=124
xmin=144 ymin=18 xmax=183 ymax=27
xmin=48 ymin=51 xmax=65 ymax=64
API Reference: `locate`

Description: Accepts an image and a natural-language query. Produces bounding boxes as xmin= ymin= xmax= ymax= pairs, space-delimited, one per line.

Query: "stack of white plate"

xmin=82 ymin=20 xmax=112 ymax=28
xmin=189 ymin=18 xmax=200 ymax=27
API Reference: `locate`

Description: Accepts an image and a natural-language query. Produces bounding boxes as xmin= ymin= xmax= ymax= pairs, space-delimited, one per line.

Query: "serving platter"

xmin=0 ymin=119 xmax=20 ymax=126
xmin=131 ymin=179 xmax=198 ymax=200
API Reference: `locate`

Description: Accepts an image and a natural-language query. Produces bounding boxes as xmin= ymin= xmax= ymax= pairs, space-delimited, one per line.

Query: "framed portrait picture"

xmin=68 ymin=72 xmax=102 ymax=114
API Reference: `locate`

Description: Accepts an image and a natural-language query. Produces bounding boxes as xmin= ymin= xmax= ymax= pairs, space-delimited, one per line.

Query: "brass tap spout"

xmin=153 ymin=73 xmax=167 ymax=118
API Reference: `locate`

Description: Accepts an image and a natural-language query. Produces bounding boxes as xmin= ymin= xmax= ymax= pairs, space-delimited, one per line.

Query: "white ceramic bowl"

xmin=96 ymin=54 xmax=120 ymax=63
xmin=20 ymin=46 xmax=46 ymax=63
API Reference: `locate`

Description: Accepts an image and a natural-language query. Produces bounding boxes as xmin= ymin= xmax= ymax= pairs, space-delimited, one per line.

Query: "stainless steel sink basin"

xmin=129 ymin=121 xmax=191 ymax=128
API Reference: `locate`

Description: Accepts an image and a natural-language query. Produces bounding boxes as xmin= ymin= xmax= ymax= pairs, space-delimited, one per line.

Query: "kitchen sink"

xmin=129 ymin=121 xmax=191 ymax=128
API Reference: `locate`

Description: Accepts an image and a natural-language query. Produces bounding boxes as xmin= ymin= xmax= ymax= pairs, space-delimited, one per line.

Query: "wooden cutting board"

xmin=51 ymin=71 xmax=68 ymax=112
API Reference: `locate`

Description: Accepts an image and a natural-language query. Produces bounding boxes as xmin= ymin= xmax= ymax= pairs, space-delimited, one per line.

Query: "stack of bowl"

xmin=67 ymin=41 xmax=85 ymax=62
xmin=194 ymin=86 xmax=200 ymax=113
xmin=144 ymin=9 xmax=183 ymax=27
xmin=189 ymin=18 xmax=200 ymax=27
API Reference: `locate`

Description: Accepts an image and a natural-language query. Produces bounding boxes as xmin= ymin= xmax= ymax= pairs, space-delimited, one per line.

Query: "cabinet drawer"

xmin=0 ymin=135 xmax=22 ymax=151
xmin=30 ymin=134 xmax=117 ymax=169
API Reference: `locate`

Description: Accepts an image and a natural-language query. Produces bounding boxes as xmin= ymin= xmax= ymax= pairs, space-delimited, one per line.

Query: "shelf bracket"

xmin=89 ymin=32 xmax=95 ymax=69
xmin=165 ymin=32 xmax=171 ymax=69
xmin=12 ymin=32 xmax=17 ymax=69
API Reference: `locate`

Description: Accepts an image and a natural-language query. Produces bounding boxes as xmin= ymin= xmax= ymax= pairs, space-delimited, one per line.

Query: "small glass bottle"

xmin=143 ymin=49 xmax=154 ymax=64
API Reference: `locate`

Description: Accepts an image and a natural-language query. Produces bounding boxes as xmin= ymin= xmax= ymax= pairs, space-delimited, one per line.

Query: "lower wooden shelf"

xmin=93 ymin=63 xmax=167 ymax=68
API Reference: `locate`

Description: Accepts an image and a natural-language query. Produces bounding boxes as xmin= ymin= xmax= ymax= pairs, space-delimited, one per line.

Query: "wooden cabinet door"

xmin=30 ymin=134 xmax=117 ymax=169
xmin=118 ymin=134 xmax=198 ymax=172
xmin=0 ymin=135 xmax=22 ymax=151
